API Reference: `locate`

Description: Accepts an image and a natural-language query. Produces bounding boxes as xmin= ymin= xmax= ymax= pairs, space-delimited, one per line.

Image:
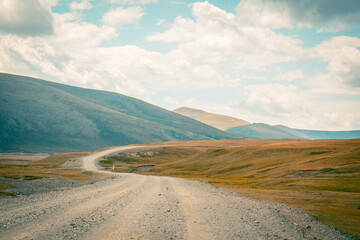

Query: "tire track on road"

xmin=86 ymin=176 xmax=188 ymax=240
xmin=0 ymin=175 xmax=133 ymax=223
xmin=0 ymin=175 xmax=146 ymax=240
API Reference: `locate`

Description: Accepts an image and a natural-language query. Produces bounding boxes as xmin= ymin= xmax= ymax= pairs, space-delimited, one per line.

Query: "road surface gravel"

xmin=0 ymin=146 xmax=353 ymax=240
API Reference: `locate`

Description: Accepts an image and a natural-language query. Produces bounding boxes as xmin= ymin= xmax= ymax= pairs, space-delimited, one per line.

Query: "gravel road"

xmin=0 ymin=146 xmax=353 ymax=240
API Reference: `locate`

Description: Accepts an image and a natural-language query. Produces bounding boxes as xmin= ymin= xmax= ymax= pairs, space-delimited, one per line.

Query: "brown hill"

xmin=173 ymin=107 xmax=250 ymax=130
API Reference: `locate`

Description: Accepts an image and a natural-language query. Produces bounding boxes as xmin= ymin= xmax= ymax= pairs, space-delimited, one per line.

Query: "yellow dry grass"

xmin=0 ymin=152 xmax=92 ymax=195
xmin=2 ymin=139 xmax=359 ymax=237
xmin=173 ymin=107 xmax=250 ymax=130
xmin=107 ymin=139 xmax=360 ymax=238
xmin=0 ymin=154 xmax=49 ymax=161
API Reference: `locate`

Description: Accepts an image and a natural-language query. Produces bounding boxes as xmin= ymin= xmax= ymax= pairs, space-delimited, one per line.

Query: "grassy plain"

xmin=0 ymin=152 xmax=91 ymax=195
xmin=103 ymin=139 xmax=360 ymax=238
xmin=1 ymin=139 xmax=358 ymax=237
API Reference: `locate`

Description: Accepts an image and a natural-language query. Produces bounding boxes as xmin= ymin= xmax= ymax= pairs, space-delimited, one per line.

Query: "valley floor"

xmin=0 ymin=146 xmax=355 ymax=240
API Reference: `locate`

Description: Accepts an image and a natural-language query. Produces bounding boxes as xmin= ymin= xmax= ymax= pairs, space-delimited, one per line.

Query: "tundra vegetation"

xmin=1 ymin=139 xmax=358 ymax=238
xmin=0 ymin=152 xmax=92 ymax=195
xmin=101 ymin=139 xmax=360 ymax=238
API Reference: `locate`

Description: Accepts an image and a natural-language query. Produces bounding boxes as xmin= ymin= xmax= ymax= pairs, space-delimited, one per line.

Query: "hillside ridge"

xmin=0 ymin=73 xmax=246 ymax=153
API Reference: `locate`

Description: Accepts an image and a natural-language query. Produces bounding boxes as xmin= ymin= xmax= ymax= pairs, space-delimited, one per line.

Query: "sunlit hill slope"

xmin=173 ymin=107 xmax=250 ymax=131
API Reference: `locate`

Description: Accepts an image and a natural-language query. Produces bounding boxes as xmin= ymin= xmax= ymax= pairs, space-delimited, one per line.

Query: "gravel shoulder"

xmin=0 ymin=146 xmax=354 ymax=240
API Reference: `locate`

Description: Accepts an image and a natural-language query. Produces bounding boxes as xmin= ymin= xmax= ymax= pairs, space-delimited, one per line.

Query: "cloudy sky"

xmin=1 ymin=0 xmax=360 ymax=130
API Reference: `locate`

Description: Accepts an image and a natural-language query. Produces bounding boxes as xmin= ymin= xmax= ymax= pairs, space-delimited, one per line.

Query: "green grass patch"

xmin=310 ymin=151 xmax=332 ymax=155
xmin=106 ymin=156 xmax=139 ymax=164
xmin=99 ymin=159 xmax=113 ymax=165
xmin=0 ymin=190 xmax=16 ymax=196
xmin=0 ymin=152 xmax=91 ymax=182
xmin=320 ymin=168 xmax=335 ymax=173
xmin=209 ymin=148 xmax=225 ymax=154
xmin=23 ymin=175 xmax=43 ymax=181
xmin=0 ymin=182 xmax=15 ymax=196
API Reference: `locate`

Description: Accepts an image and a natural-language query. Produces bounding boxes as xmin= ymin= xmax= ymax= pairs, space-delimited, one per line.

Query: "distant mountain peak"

xmin=174 ymin=107 xmax=360 ymax=140
xmin=173 ymin=107 xmax=250 ymax=131
xmin=174 ymin=107 xmax=205 ymax=112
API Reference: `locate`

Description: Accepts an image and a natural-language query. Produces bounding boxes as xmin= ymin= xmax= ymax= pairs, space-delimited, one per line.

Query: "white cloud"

xmin=148 ymin=1 xmax=304 ymax=70
xmin=0 ymin=12 xmax=149 ymax=98
xmin=147 ymin=16 xmax=196 ymax=42
xmin=156 ymin=19 xmax=164 ymax=26
xmin=245 ymin=83 xmax=312 ymax=116
xmin=236 ymin=0 xmax=293 ymax=29
xmin=191 ymin=65 xmax=242 ymax=88
xmin=136 ymin=56 xmax=171 ymax=77
xmin=102 ymin=7 xmax=144 ymax=27
xmin=191 ymin=1 xmax=236 ymax=26
xmin=312 ymin=36 xmax=360 ymax=61
xmin=328 ymin=47 xmax=360 ymax=88
xmin=183 ymin=97 xmax=199 ymax=107
xmin=275 ymin=69 xmax=304 ymax=81
xmin=235 ymin=0 xmax=360 ymax=32
xmin=0 ymin=0 xmax=54 ymax=36
xmin=242 ymin=83 xmax=360 ymax=130
xmin=170 ymin=1 xmax=187 ymax=5
xmin=0 ymin=0 xmax=359 ymax=131
xmin=69 ymin=0 xmax=92 ymax=10
xmin=54 ymin=13 xmax=117 ymax=48
xmin=0 ymin=1 xmax=305 ymax=105
xmin=159 ymin=89 xmax=360 ymax=130
xmin=164 ymin=96 xmax=179 ymax=105
xmin=309 ymin=36 xmax=360 ymax=93
xmin=108 ymin=0 xmax=157 ymax=5
xmin=38 ymin=0 xmax=58 ymax=8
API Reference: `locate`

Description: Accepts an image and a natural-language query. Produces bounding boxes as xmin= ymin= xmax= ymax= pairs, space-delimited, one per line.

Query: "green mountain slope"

xmin=226 ymin=123 xmax=301 ymax=139
xmin=0 ymin=73 xmax=246 ymax=153
xmin=173 ymin=107 xmax=250 ymax=130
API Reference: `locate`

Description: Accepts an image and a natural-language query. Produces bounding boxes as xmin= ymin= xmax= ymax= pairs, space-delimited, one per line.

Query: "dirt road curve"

xmin=0 ymin=146 xmax=352 ymax=240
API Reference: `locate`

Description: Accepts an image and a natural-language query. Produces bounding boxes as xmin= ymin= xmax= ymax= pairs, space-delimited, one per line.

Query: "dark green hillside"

xmin=0 ymin=73 xmax=245 ymax=153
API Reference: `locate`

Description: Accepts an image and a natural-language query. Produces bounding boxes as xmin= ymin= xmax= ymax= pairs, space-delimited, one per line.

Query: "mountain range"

xmin=0 ymin=73 xmax=245 ymax=153
xmin=1 ymin=72 xmax=358 ymax=154
xmin=174 ymin=107 xmax=360 ymax=140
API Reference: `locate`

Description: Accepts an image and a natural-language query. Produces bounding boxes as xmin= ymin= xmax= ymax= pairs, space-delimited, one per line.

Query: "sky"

xmin=0 ymin=0 xmax=360 ymax=130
